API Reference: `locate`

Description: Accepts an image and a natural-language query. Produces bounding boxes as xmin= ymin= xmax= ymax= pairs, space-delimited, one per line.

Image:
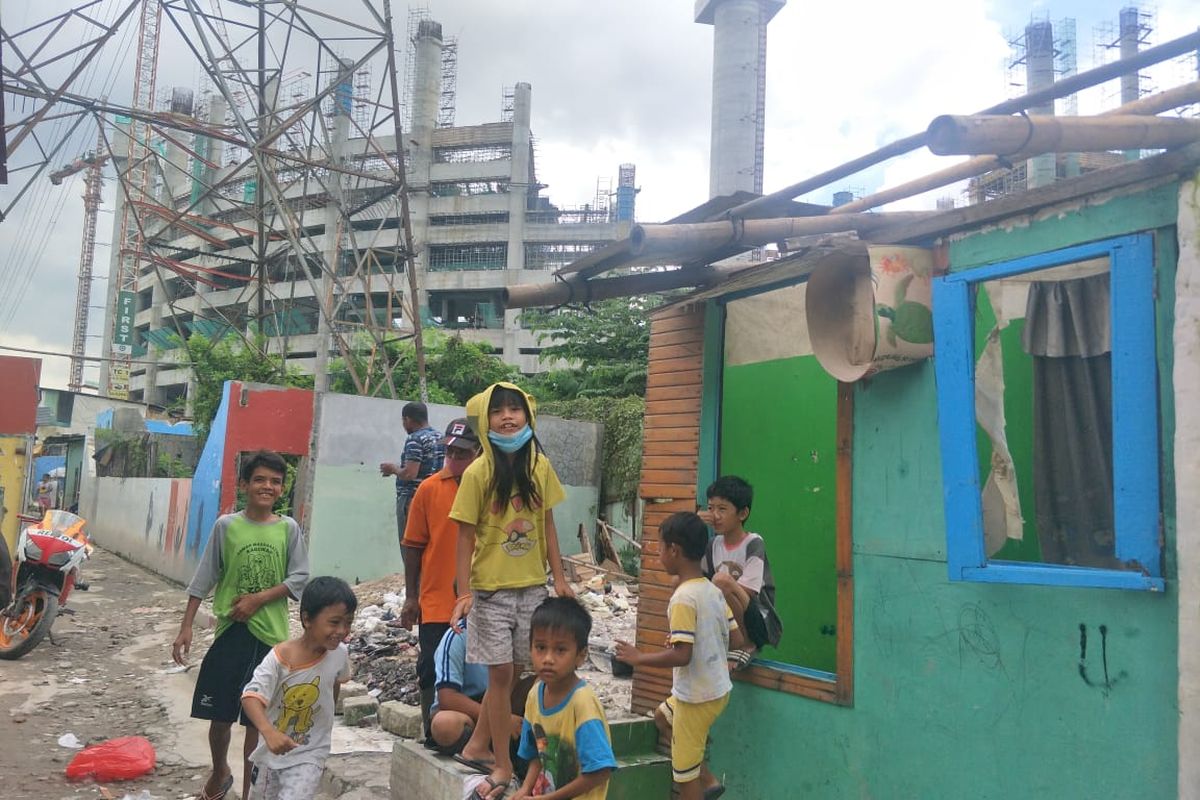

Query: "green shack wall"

xmin=703 ymin=182 xmax=1181 ymax=798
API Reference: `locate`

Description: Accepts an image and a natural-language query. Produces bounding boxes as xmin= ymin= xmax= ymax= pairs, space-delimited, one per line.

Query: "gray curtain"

xmin=1022 ymin=273 xmax=1118 ymax=568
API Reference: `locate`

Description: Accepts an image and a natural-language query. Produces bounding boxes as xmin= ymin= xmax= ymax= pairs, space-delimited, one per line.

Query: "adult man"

xmin=380 ymin=402 xmax=445 ymax=546
xmin=400 ymin=417 xmax=480 ymax=734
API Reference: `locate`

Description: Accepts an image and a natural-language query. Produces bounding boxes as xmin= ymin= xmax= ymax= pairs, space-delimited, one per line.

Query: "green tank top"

xmin=212 ymin=515 xmax=292 ymax=646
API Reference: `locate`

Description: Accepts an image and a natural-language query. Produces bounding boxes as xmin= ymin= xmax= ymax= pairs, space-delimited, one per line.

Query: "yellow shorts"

xmin=658 ymin=693 xmax=730 ymax=783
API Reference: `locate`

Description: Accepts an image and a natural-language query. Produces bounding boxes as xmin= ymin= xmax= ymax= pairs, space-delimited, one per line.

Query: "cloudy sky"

xmin=1 ymin=0 xmax=1195 ymax=390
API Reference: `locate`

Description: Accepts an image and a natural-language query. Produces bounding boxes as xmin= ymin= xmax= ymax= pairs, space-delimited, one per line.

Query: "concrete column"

xmin=697 ymin=0 xmax=784 ymax=198
xmin=407 ymin=21 xmax=442 ymax=319
xmin=503 ymin=82 xmax=533 ymax=365
xmin=142 ymin=280 xmax=166 ymax=406
xmin=1119 ymin=8 xmax=1142 ymax=161
xmin=1025 ymin=20 xmax=1056 ymax=189
xmin=313 ymin=60 xmax=352 ymax=394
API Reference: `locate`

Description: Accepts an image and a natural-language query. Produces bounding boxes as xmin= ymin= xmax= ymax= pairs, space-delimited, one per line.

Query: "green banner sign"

xmin=112 ymin=290 xmax=136 ymax=354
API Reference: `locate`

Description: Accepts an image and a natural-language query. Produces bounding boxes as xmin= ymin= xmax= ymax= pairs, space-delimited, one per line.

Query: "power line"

xmin=0 ymin=343 xmax=188 ymax=368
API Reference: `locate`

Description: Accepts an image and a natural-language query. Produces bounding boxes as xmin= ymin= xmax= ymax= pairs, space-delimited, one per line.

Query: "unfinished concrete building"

xmin=116 ymin=19 xmax=634 ymax=405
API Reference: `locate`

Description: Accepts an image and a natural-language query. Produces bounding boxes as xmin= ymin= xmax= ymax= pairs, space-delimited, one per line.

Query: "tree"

xmin=328 ymin=331 xmax=516 ymax=405
xmin=523 ymin=296 xmax=661 ymax=399
xmin=182 ymin=333 xmax=312 ymax=445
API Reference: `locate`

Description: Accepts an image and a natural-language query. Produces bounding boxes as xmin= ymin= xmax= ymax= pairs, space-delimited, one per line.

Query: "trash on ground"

xmin=65 ymin=736 xmax=156 ymax=781
xmin=57 ymin=732 xmax=83 ymax=749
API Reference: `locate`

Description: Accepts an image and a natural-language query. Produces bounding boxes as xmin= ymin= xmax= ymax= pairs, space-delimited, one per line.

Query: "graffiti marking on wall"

xmin=1078 ymin=623 xmax=1126 ymax=696
xmin=957 ymin=602 xmax=1004 ymax=672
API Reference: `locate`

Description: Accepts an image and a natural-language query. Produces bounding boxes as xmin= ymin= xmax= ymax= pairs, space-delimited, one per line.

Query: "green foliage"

xmin=541 ymin=395 xmax=644 ymax=507
xmin=619 ymin=544 xmax=641 ymax=578
xmin=183 ymin=333 xmax=312 ymax=446
xmin=522 ymin=297 xmax=661 ymax=399
xmin=329 ymin=331 xmax=516 ymax=404
xmin=155 ymin=452 xmax=192 ymax=478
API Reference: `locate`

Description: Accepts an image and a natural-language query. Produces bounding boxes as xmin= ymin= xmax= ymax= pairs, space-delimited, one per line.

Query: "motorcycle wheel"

xmin=0 ymin=589 xmax=58 ymax=660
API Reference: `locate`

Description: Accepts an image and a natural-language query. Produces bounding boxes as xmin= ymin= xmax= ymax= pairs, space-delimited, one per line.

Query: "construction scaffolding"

xmin=1 ymin=0 xmax=428 ymax=402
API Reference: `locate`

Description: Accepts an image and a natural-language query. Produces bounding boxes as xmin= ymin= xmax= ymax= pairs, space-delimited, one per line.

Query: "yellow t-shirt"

xmin=668 ymin=577 xmax=737 ymax=703
xmin=448 ymin=454 xmax=566 ymax=590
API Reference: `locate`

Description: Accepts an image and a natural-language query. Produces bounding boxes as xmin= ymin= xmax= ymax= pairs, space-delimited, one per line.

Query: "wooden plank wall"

xmin=631 ymin=302 xmax=706 ymax=716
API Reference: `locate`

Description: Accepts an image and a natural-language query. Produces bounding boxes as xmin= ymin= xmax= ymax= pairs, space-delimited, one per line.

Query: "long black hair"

xmin=488 ymin=386 xmax=543 ymax=511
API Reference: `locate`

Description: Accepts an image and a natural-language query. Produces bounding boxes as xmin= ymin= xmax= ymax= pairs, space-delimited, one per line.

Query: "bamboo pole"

xmin=629 ymin=211 xmax=939 ymax=259
xmin=927 ymin=114 xmax=1200 ymax=157
xmin=504 ymin=264 xmax=734 ymax=309
xmin=834 ymin=79 xmax=1200 ymax=215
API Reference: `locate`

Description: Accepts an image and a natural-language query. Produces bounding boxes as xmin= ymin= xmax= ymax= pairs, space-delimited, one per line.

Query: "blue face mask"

xmin=488 ymin=425 xmax=533 ymax=453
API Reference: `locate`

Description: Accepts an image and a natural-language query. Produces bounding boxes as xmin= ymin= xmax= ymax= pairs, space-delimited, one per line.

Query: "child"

xmin=172 ymin=450 xmax=310 ymax=800
xmin=240 ymin=576 xmax=355 ymax=800
xmin=699 ymin=476 xmax=781 ymax=671
xmin=449 ymin=382 xmax=573 ymax=800
xmin=615 ymin=513 xmax=744 ymax=800
xmin=512 ymin=597 xmax=617 ymax=800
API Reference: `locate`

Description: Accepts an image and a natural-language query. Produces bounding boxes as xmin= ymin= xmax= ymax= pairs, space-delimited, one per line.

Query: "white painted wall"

xmin=81 ymin=476 xmax=196 ymax=585
xmin=1176 ymin=173 xmax=1200 ymax=799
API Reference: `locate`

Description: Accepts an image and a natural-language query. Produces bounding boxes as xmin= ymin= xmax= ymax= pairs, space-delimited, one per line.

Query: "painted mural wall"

xmin=705 ymin=186 xmax=1181 ymax=798
xmin=81 ymin=476 xmax=195 ymax=584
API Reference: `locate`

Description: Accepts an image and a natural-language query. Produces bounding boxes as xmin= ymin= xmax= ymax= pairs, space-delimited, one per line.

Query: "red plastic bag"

xmin=65 ymin=736 xmax=156 ymax=781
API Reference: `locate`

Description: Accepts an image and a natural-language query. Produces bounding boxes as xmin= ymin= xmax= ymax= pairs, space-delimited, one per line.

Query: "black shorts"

xmin=191 ymin=622 xmax=273 ymax=725
xmin=742 ymin=595 xmax=770 ymax=650
xmin=417 ymin=621 xmax=451 ymax=691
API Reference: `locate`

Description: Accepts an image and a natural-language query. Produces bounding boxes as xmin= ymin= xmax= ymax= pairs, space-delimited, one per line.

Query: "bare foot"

xmin=459 ymin=743 xmax=495 ymax=765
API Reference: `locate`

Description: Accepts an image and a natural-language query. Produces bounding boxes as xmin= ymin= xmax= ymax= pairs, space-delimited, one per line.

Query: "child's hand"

xmin=613 ymin=640 xmax=641 ymax=666
xmin=450 ymin=594 xmax=473 ymax=633
xmin=511 ymin=790 xmax=530 ymax=800
xmin=230 ymin=592 xmax=263 ymax=622
xmin=264 ymin=729 xmax=298 ymax=755
xmin=697 ymin=509 xmax=715 ymax=526
xmin=554 ymin=581 xmax=575 ymax=600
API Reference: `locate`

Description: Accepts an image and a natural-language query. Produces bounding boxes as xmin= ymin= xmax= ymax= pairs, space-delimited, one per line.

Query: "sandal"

xmin=453 ymin=753 xmax=495 ymax=774
xmin=198 ymin=774 xmax=233 ymax=800
xmin=471 ymin=775 xmax=509 ymax=800
xmin=704 ymin=784 xmax=727 ymax=800
xmin=727 ymin=649 xmax=754 ymax=672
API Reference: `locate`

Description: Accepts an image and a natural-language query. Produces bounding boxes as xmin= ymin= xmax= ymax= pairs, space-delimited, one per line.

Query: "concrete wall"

xmin=81 ymin=476 xmax=195 ymax=584
xmin=0 ymin=435 xmax=32 ymax=551
xmin=305 ymin=392 xmax=603 ymax=582
xmin=702 ymin=184 xmax=1184 ymax=797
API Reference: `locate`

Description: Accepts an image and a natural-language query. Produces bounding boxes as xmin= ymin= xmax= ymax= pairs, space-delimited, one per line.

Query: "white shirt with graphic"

xmin=242 ymin=643 xmax=351 ymax=769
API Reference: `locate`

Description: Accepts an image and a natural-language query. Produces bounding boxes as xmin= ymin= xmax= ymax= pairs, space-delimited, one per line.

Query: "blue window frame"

xmin=933 ymin=233 xmax=1163 ymax=591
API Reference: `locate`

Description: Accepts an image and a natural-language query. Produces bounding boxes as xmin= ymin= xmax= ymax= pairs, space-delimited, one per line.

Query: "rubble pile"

xmin=348 ymin=590 xmax=421 ymax=706
xmin=572 ymin=576 xmax=637 ymax=714
xmin=345 ymin=574 xmax=639 ymax=716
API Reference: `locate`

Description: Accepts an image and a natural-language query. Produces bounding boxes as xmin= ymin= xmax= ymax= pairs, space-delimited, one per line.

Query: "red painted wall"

xmin=218 ymin=381 xmax=314 ymax=512
xmin=0 ymin=356 xmax=42 ymax=434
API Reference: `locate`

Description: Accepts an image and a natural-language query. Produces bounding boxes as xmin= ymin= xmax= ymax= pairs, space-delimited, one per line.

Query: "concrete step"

xmin=389 ymin=717 xmax=671 ymax=800
xmin=319 ymin=751 xmax=392 ymax=799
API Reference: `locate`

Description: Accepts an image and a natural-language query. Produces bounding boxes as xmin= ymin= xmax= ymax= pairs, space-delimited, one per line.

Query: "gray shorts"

xmin=249 ymin=761 xmax=323 ymax=800
xmin=466 ymin=585 xmax=548 ymax=667
xmin=396 ymin=495 xmax=412 ymax=546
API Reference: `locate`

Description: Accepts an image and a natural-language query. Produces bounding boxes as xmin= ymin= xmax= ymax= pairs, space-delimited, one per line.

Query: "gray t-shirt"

xmin=242 ymin=643 xmax=352 ymax=770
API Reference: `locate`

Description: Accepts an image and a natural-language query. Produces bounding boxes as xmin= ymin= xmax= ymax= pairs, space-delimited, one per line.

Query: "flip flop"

xmin=198 ymin=774 xmax=234 ymax=800
xmin=727 ymin=649 xmax=754 ymax=672
xmin=453 ymin=753 xmax=495 ymax=774
xmin=471 ymin=775 xmax=509 ymax=800
xmin=704 ymin=784 xmax=727 ymax=800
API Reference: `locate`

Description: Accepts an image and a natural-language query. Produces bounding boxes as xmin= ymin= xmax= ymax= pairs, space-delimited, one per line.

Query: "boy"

xmin=428 ymin=622 xmax=525 ymax=757
xmin=242 ymin=576 xmax=355 ymax=799
xmin=512 ymin=597 xmax=617 ymax=800
xmin=172 ymin=450 xmax=310 ymax=800
xmin=615 ymin=513 xmax=744 ymax=800
xmin=699 ymin=476 xmax=781 ymax=670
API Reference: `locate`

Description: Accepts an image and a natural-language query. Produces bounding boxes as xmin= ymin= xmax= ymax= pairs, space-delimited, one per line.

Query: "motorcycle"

xmin=0 ymin=510 xmax=91 ymax=659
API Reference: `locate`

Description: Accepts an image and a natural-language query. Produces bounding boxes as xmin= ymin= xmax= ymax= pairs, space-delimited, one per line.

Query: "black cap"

xmin=442 ymin=417 xmax=479 ymax=449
